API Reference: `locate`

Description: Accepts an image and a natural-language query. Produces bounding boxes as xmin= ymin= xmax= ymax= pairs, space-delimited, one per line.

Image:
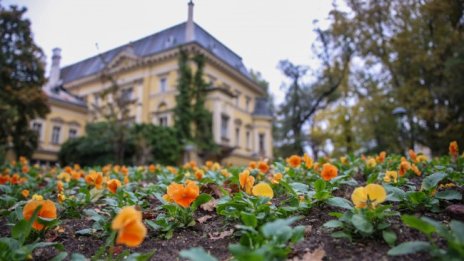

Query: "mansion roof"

xmin=60 ymin=22 xmax=250 ymax=84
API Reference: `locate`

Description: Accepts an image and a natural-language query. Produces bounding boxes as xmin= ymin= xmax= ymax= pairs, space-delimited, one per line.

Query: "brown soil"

xmin=0 ymin=190 xmax=457 ymax=261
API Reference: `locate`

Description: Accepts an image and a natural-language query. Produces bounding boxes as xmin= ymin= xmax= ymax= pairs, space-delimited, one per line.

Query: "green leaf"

xmin=434 ymin=190 xmax=462 ymax=200
xmin=323 ymin=220 xmax=344 ymax=228
xmin=314 ymin=179 xmax=326 ymax=191
xmin=384 ymin=185 xmax=406 ymax=202
xmin=382 ymin=230 xmax=397 ymax=246
xmin=179 ymin=247 xmax=218 ymax=261
xmin=12 ymin=220 xmax=32 ymax=242
xmin=240 ymin=212 xmax=257 ymax=228
xmin=388 ymin=241 xmax=431 ymax=256
xmin=449 ymin=220 xmax=464 ymax=243
xmin=125 ymin=250 xmax=156 ymax=261
xmin=351 ymin=214 xmax=373 ymax=234
xmin=75 ymin=228 xmax=94 ymax=235
xmin=290 ymin=182 xmax=309 ymax=194
xmin=421 ymin=172 xmax=446 ymax=190
xmin=12 ymin=205 xmax=43 ymax=244
xmin=70 ymin=253 xmax=87 ymax=261
xmin=191 ymin=194 xmax=212 ymax=211
xmin=261 ymin=217 xmax=300 ymax=238
xmin=50 ymin=252 xmax=68 ymax=261
xmin=401 ymin=215 xmax=436 ymax=235
xmin=366 ymin=172 xmax=379 ymax=184
xmin=330 ymin=231 xmax=352 ymax=240
xmin=327 ymin=197 xmax=353 ymax=210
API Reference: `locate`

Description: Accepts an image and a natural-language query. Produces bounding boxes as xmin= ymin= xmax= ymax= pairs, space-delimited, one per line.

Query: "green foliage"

xmin=388 ymin=215 xmax=464 ymax=260
xmin=229 ymin=217 xmax=304 ymax=261
xmin=216 ymin=192 xmax=276 ymax=227
xmin=173 ymin=49 xmax=217 ymax=156
xmin=58 ymin=123 xmax=181 ymax=166
xmin=147 ymin=194 xmax=212 ymax=239
xmin=324 ymin=204 xmax=398 ymax=245
xmin=0 ymin=207 xmax=64 ymax=261
xmin=0 ymin=3 xmax=49 ymax=161
xmin=310 ymin=0 xmax=464 ymax=156
xmin=180 ymin=247 xmax=218 ymax=261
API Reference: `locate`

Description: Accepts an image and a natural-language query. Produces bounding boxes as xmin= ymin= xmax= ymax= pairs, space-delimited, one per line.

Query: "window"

xmin=235 ymin=90 xmax=241 ymax=107
xmin=51 ymin=126 xmax=61 ymax=144
xmin=32 ymin=122 xmax=42 ymax=141
xmin=121 ymin=88 xmax=133 ymax=102
xmin=259 ymin=133 xmax=265 ymax=155
xmin=246 ymin=131 xmax=251 ymax=149
xmin=159 ymin=116 xmax=168 ymax=127
xmin=69 ymin=128 xmax=77 ymax=139
xmin=245 ymin=96 xmax=251 ymax=112
xmin=221 ymin=115 xmax=229 ymax=140
xmin=94 ymin=94 xmax=100 ymax=106
xmin=235 ymin=127 xmax=240 ymax=147
xmin=160 ymin=78 xmax=167 ymax=93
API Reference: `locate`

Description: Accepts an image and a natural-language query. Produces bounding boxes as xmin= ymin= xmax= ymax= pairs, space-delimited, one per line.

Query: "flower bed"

xmin=0 ymin=142 xmax=463 ymax=260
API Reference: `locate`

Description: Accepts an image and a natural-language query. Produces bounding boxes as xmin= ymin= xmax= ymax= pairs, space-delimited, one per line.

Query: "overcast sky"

xmin=4 ymin=0 xmax=334 ymax=104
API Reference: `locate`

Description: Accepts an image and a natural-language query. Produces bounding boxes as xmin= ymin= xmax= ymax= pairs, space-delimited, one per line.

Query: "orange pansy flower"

xmin=195 ymin=169 xmax=204 ymax=180
xmin=85 ymin=171 xmax=103 ymax=189
xmin=64 ymin=166 xmax=72 ymax=174
xmin=148 ymin=164 xmax=156 ymax=173
xmin=166 ymin=180 xmax=200 ymax=208
xmin=248 ymin=161 xmax=257 ymax=169
xmin=376 ymin=151 xmax=386 ymax=163
xmin=271 ymin=173 xmax=283 ymax=184
xmin=258 ymin=161 xmax=270 ymax=174
xmin=303 ymin=154 xmax=313 ymax=169
xmin=121 ymin=166 xmax=129 ymax=176
xmin=57 ymin=181 xmax=64 ymax=193
xmin=10 ymin=173 xmax=24 ymax=185
xmin=21 ymin=189 xmax=30 ymax=198
xmin=411 ymin=164 xmax=421 ymax=176
xmin=321 ymin=163 xmax=338 ymax=181
xmin=0 ymin=174 xmax=10 ymax=184
xmin=107 ymin=179 xmax=122 ymax=194
xmin=111 ymin=206 xmax=146 ymax=247
xmin=398 ymin=160 xmax=411 ymax=176
xmin=408 ymin=149 xmax=417 ymax=162
xmin=23 ymin=199 xmax=57 ymax=230
xmin=449 ymin=141 xmax=459 ymax=158
xmin=286 ymin=155 xmax=302 ymax=168
xmin=239 ymin=170 xmax=255 ymax=194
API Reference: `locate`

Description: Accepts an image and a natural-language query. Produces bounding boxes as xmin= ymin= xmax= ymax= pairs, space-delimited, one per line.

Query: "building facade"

xmin=32 ymin=2 xmax=273 ymax=165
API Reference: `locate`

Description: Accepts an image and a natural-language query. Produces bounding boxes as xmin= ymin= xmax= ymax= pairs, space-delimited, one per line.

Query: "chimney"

xmin=48 ymin=48 xmax=62 ymax=88
xmin=186 ymin=0 xmax=195 ymax=42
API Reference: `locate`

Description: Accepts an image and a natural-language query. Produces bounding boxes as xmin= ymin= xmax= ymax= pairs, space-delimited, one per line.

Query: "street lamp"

xmin=392 ymin=107 xmax=408 ymax=154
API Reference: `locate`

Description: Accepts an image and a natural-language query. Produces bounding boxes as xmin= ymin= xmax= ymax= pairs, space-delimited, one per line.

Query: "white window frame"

xmin=221 ymin=115 xmax=229 ymax=140
xmin=160 ymin=77 xmax=167 ymax=93
xmin=31 ymin=121 xmax=44 ymax=142
xmin=235 ymin=127 xmax=240 ymax=147
xmin=51 ymin=125 xmax=61 ymax=145
xmin=259 ymin=133 xmax=265 ymax=155
xmin=245 ymin=96 xmax=251 ymax=112
xmin=246 ymin=130 xmax=251 ymax=150
xmin=68 ymin=128 xmax=78 ymax=139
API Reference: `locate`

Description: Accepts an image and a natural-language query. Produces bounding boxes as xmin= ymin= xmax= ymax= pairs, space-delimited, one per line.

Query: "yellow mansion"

xmin=31 ymin=2 xmax=273 ymax=165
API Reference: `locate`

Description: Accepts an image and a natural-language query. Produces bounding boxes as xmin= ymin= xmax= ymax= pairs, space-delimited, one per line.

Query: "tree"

xmin=58 ymin=123 xmax=181 ymax=166
xmin=174 ymin=49 xmax=193 ymax=143
xmin=0 ymin=4 xmax=49 ymax=161
xmin=173 ymin=49 xmax=217 ymax=160
xmin=322 ymin=0 xmax=464 ymax=155
xmin=91 ymin=44 xmax=137 ymax=164
xmin=274 ymin=19 xmax=353 ymax=157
